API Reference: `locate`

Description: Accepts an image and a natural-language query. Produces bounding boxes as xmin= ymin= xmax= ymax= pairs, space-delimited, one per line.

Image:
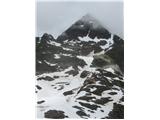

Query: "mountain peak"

xmin=57 ymin=14 xmax=111 ymax=40
xmin=78 ymin=14 xmax=103 ymax=28
xmin=80 ymin=14 xmax=96 ymax=22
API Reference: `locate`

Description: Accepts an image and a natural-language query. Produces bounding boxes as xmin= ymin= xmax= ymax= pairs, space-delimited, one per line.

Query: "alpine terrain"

xmin=36 ymin=14 xmax=124 ymax=119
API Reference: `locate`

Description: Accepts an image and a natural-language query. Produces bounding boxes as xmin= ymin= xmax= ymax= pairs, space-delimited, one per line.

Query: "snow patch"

xmin=44 ymin=60 xmax=56 ymax=66
xmin=49 ymin=41 xmax=61 ymax=46
xmin=54 ymin=54 xmax=60 ymax=59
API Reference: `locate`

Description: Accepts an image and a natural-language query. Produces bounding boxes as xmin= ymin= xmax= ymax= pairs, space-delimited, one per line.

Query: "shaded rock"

xmin=36 ymin=37 xmax=40 ymax=43
xmin=44 ymin=110 xmax=68 ymax=119
xmin=37 ymin=76 xmax=54 ymax=81
xmin=36 ymin=85 xmax=42 ymax=90
xmin=53 ymin=76 xmax=59 ymax=79
xmin=65 ymin=69 xmax=79 ymax=76
xmin=120 ymin=96 xmax=124 ymax=102
xmin=79 ymin=102 xmax=100 ymax=110
xmin=80 ymin=70 xmax=90 ymax=78
xmin=93 ymin=97 xmax=113 ymax=105
xmin=77 ymin=96 xmax=96 ymax=102
xmin=105 ymin=35 xmax=124 ymax=73
xmin=107 ymin=103 xmax=124 ymax=119
xmin=101 ymin=110 xmax=104 ymax=112
xmin=88 ymin=110 xmax=95 ymax=113
xmin=92 ymin=58 xmax=108 ymax=67
xmin=97 ymin=40 xmax=107 ymax=45
xmin=103 ymin=71 xmax=118 ymax=78
xmin=72 ymin=106 xmax=84 ymax=111
xmin=37 ymin=100 xmax=45 ymax=104
xmin=112 ymin=80 xmax=124 ymax=88
xmin=108 ymin=92 xmax=117 ymax=95
xmin=63 ymin=90 xmax=74 ymax=96
xmin=91 ymin=85 xmax=110 ymax=96
xmin=76 ymin=110 xmax=89 ymax=118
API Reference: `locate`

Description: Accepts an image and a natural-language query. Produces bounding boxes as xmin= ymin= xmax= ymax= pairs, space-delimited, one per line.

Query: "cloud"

xmin=36 ymin=1 xmax=123 ymax=38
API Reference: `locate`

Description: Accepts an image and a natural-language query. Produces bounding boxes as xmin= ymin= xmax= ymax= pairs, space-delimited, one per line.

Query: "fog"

xmin=36 ymin=0 xmax=123 ymax=39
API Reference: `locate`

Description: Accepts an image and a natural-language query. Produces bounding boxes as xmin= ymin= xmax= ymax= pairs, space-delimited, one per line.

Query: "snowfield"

xmin=36 ymin=54 xmax=123 ymax=118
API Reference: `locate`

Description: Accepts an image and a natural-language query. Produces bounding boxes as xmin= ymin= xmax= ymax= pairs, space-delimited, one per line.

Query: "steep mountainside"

xmin=36 ymin=14 xmax=124 ymax=119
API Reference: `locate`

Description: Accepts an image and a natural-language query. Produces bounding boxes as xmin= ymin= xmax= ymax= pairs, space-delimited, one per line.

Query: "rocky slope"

xmin=36 ymin=14 xmax=124 ymax=119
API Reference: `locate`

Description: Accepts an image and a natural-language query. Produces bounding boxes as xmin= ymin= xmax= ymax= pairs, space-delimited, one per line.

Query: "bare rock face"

xmin=105 ymin=103 xmax=124 ymax=119
xmin=44 ymin=110 xmax=68 ymax=119
xmin=36 ymin=14 xmax=124 ymax=119
xmin=80 ymin=70 xmax=90 ymax=78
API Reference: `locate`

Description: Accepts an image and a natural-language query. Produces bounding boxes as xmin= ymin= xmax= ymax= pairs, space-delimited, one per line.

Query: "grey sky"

xmin=36 ymin=0 xmax=123 ymax=39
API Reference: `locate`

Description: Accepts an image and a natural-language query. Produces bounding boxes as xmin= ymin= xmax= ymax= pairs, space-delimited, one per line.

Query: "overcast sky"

xmin=36 ymin=0 xmax=123 ymax=38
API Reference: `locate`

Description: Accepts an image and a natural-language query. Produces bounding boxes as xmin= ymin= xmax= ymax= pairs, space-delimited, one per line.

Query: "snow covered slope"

xmin=36 ymin=14 xmax=124 ymax=119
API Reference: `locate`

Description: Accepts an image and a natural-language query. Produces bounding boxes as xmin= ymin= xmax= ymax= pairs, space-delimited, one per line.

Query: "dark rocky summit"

xmin=57 ymin=14 xmax=111 ymax=41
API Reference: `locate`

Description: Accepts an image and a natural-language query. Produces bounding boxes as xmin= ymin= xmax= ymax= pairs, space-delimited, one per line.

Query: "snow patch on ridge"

xmin=78 ymin=35 xmax=106 ymax=43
